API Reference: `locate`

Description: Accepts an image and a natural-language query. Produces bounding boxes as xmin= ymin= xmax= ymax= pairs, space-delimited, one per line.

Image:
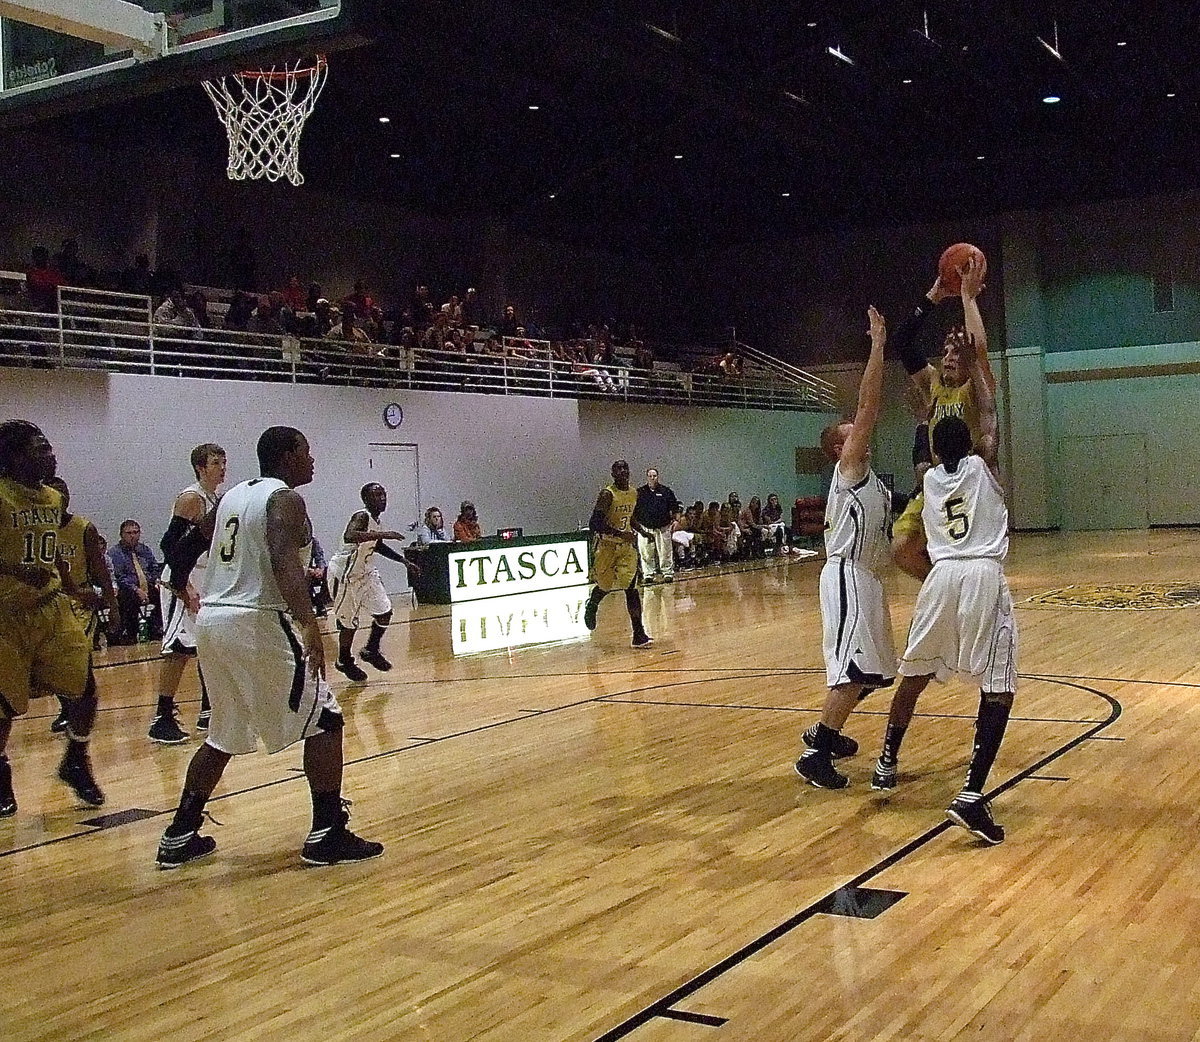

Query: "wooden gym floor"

xmin=2 ymin=529 xmax=1200 ymax=1042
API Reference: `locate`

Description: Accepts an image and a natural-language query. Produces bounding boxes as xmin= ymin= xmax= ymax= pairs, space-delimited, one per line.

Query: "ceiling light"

xmin=902 ymin=78 xmax=913 ymax=84
xmin=378 ymin=116 xmax=390 ymax=123
xmin=674 ymin=154 xmax=683 ymax=159
xmin=528 ymin=105 xmax=539 ymax=111
xmin=1167 ymin=92 xmax=1177 ymax=98
xmin=781 ymin=192 xmax=790 ymax=197
xmin=389 ymin=153 xmax=400 ymax=159
xmin=976 ymin=155 xmax=985 ymax=160
xmin=645 ymin=22 xmax=680 ymax=44
xmin=549 ymin=193 xmax=556 ymax=199
xmin=1117 ymin=40 xmax=1127 ymax=46
xmin=807 ymin=22 xmax=817 ymax=28
xmin=1042 ymin=95 xmax=1061 ymax=104
xmin=827 ymin=45 xmax=854 ymax=65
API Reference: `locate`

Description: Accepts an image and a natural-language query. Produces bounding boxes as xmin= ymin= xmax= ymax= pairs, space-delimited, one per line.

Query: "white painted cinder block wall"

xmin=0 ymin=369 xmax=834 ymax=553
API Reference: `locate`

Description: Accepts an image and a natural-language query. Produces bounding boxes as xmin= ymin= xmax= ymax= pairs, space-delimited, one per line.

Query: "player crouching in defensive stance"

xmin=0 ymin=421 xmax=105 ymax=816
xmin=328 ymin=482 xmax=417 ymax=683
xmin=794 ymin=307 xmax=896 ymax=789
xmin=583 ymin=459 xmax=653 ymax=648
xmin=156 ymin=427 xmax=382 ymax=867
xmin=872 ymin=331 xmax=1017 ymax=845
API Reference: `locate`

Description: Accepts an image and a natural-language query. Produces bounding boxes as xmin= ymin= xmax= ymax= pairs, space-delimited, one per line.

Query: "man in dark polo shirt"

xmin=633 ymin=467 xmax=680 ymax=584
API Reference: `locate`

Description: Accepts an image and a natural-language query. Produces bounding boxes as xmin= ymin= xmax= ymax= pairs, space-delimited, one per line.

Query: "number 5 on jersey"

xmin=944 ymin=496 xmax=970 ymax=541
xmin=218 ymin=515 xmax=241 ymax=562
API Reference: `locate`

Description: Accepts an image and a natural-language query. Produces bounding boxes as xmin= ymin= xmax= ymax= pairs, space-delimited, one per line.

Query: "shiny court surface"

xmin=2 ymin=530 xmax=1199 ymax=1041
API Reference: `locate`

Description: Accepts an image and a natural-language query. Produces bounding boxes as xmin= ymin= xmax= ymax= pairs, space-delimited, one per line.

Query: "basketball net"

xmin=203 ymin=56 xmax=328 ymax=186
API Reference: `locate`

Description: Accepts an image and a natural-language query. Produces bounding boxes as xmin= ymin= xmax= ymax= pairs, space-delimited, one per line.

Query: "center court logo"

xmin=1024 ymin=583 xmax=1200 ymax=610
xmin=448 ymin=537 xmax=589 ymax=602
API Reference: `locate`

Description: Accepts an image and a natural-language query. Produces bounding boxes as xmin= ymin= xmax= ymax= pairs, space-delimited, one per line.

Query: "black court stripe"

xmin=590 ymin=681 xmax=1122 ymax=1042
xmin=659 ymin=1009 xmax=728 ymax=1027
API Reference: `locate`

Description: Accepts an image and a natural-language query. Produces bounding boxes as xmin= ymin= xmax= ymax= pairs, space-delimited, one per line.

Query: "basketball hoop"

xmin=203 ymin=56 xmax=328 ymax=186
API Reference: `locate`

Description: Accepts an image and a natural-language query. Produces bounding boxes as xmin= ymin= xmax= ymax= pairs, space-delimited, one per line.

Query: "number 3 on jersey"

xmin=944 ymin=496 xmax=970 ymax=541
xmin=217 ymin=515 xmax=241 ymax=562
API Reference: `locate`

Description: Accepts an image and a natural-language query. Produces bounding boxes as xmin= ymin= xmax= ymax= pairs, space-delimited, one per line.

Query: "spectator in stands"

xmin=670 ymin=506 xmax=699 ymax=570
xmin=727 ymin=492 xmax=742 ymax=519
xmin=152 ymin=285 xmax=200 ymax=330
xmin=342 ymin=280 xmax=375 ymax=317
xmin=24 ymin=246 xmax=63 ymax=312
xmin=107 ymin=519 xmax=163 ymax=644
xmin=120 ymin=252 xmax=154 ymax=296
xmin=761 ymin=492 xmax=793 ymax=554
xmin=411 ymin=284 xmax=434 ymax=331
xmin=54 ymin=238 xmax=95 ymax=287
xmin=461 ymin=287 xmax=481 ymax=328
xmin=718 ymin=502 xmax=741 ymax=559
xmin=187 ymin=290 xmax=211 ymax=329
xmin=441 ymin=294 xmax=463 ymax=328
xmin=248 ymin=293 xmax=288 ymax=335
xmin=311 ymin=298 xmax=335 ymax=337
xmin=739 ymin=495 xmax=766 ymax=558
xmin=308 ymin=537 xmax=330 ymax=618
xmin=282 ymin=275 xmax=307 ymax=312
xmin=325 ymin=303 xmax=374 ymax=353
xmin=421 ymin=310 xmax=451 ymax=352
xmin=718 ymin=351 xmax=744 ymax=378
xmin=224 ymin=290 xmax=257 ymax=331
xmin=499 ymin=305 xmax=519 ymax=338
xmin=454 ymin=501 xmax=482 ymax=542
xmin=416 ymin=506 xmax=452 ymax=544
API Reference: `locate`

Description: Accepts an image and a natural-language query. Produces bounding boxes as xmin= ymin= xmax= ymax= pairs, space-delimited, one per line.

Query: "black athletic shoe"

xmin=583 ymin=597 xmax=598 ymax=631
xmin=0 ymin=757 xmax=16 ymax=818
xmin=156 ymin=829 xmax=217 ymax=869
xmin=148 ymin=712 xmax=189 ymax=745
xmin=334 ymin=658 xmax=368 ymax=683
xmin=802 ymin=724 xmax=859 ymax=759
xmin=50 ymin=712 xmax=69 ymax=735
xmin=946 ymin=797 xmax=1005 ymax=845
xmin=631 ymin=633 xmax=654 ymax=649
xmin=794 ymin=751 xmax=849 ymax=790
xmin=57 ymin=753 xmax=105 ymax=807
xmin=359 ymin=648 xmax=393 ymax=672
xmin=301 ymin=814 xmax=384 ymax=866
xmin=870 ymin=760 xmax=898 ymax=791
xmin=195 ymin=710 xmax=211 ymax=731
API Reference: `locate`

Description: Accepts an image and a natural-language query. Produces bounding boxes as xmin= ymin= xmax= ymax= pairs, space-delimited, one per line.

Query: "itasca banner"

xmin=448 ymin=537 xmax=590 ymax=602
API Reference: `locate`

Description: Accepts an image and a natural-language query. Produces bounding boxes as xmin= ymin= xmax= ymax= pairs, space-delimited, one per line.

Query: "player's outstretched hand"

xmin=301 ymin=617 xmax=326 ymax=680
xmin=960 ymin=254 xmax=986 ymax=300
xmin=927 ymin=275 xmax=954 ymax=304
xmin=867 ymin=305 xmax=885 ymax=345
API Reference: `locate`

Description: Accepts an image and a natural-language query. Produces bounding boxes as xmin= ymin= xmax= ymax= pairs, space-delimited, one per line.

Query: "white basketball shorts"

xmin=820 ymin=556 xmax=897 ymax=689
xmin=160 ymin=584 xmax=198 ymax=656
xmin=330 ymin=566 xmax=392 ymax=630
xmin=898 ymin=557 xmax=1018 ymax=693
xmin=195 ymin=605 xmax=342 ymax=756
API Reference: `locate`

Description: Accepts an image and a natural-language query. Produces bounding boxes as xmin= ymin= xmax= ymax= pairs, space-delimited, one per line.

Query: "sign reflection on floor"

xmin=451 ymin=584 xmax=592 ymax=655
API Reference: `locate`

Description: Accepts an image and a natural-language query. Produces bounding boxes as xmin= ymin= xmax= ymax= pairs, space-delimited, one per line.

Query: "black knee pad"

xmin=372 ymin=611 xmax=392 ymax=627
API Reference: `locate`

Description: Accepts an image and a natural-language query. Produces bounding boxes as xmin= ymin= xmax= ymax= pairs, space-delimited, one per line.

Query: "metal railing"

xmin=0 ymin=288 xmax=839 ymax=413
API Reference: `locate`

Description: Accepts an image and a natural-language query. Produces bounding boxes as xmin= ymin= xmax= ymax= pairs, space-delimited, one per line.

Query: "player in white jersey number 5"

xmin=795 ymin=306 xmax=897 ymax=790
xmin=873 ymin=327 xmax=1017 ymax=846
xmin=155 ymin=426 xmax=383 ymax=868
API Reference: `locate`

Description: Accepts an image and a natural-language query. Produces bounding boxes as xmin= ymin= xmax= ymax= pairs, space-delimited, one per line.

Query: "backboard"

xmin=0 ymin=0 xmax=345 ymax=114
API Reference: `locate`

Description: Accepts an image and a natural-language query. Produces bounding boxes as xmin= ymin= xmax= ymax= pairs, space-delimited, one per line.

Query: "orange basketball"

xmin=937 ymin=242 xmax=986 ymax=294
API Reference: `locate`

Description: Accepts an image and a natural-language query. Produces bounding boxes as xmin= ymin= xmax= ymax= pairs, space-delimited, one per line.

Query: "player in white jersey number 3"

xmin=795 ymin=306 xmax=897 ymax=790
xmin=156 ymin=426 xmax=383 ymax=868
xmin=872 ymin=329 xmax=1017 ymax=845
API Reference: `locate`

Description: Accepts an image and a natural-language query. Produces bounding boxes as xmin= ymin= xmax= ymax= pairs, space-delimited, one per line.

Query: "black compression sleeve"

xmin=160 ymin=514 xmax=192 ymax=557
xmin=892 ymin=297 xmax=935 ymax=375
xmin=163 ymin=523 xmax=211 ymax=590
